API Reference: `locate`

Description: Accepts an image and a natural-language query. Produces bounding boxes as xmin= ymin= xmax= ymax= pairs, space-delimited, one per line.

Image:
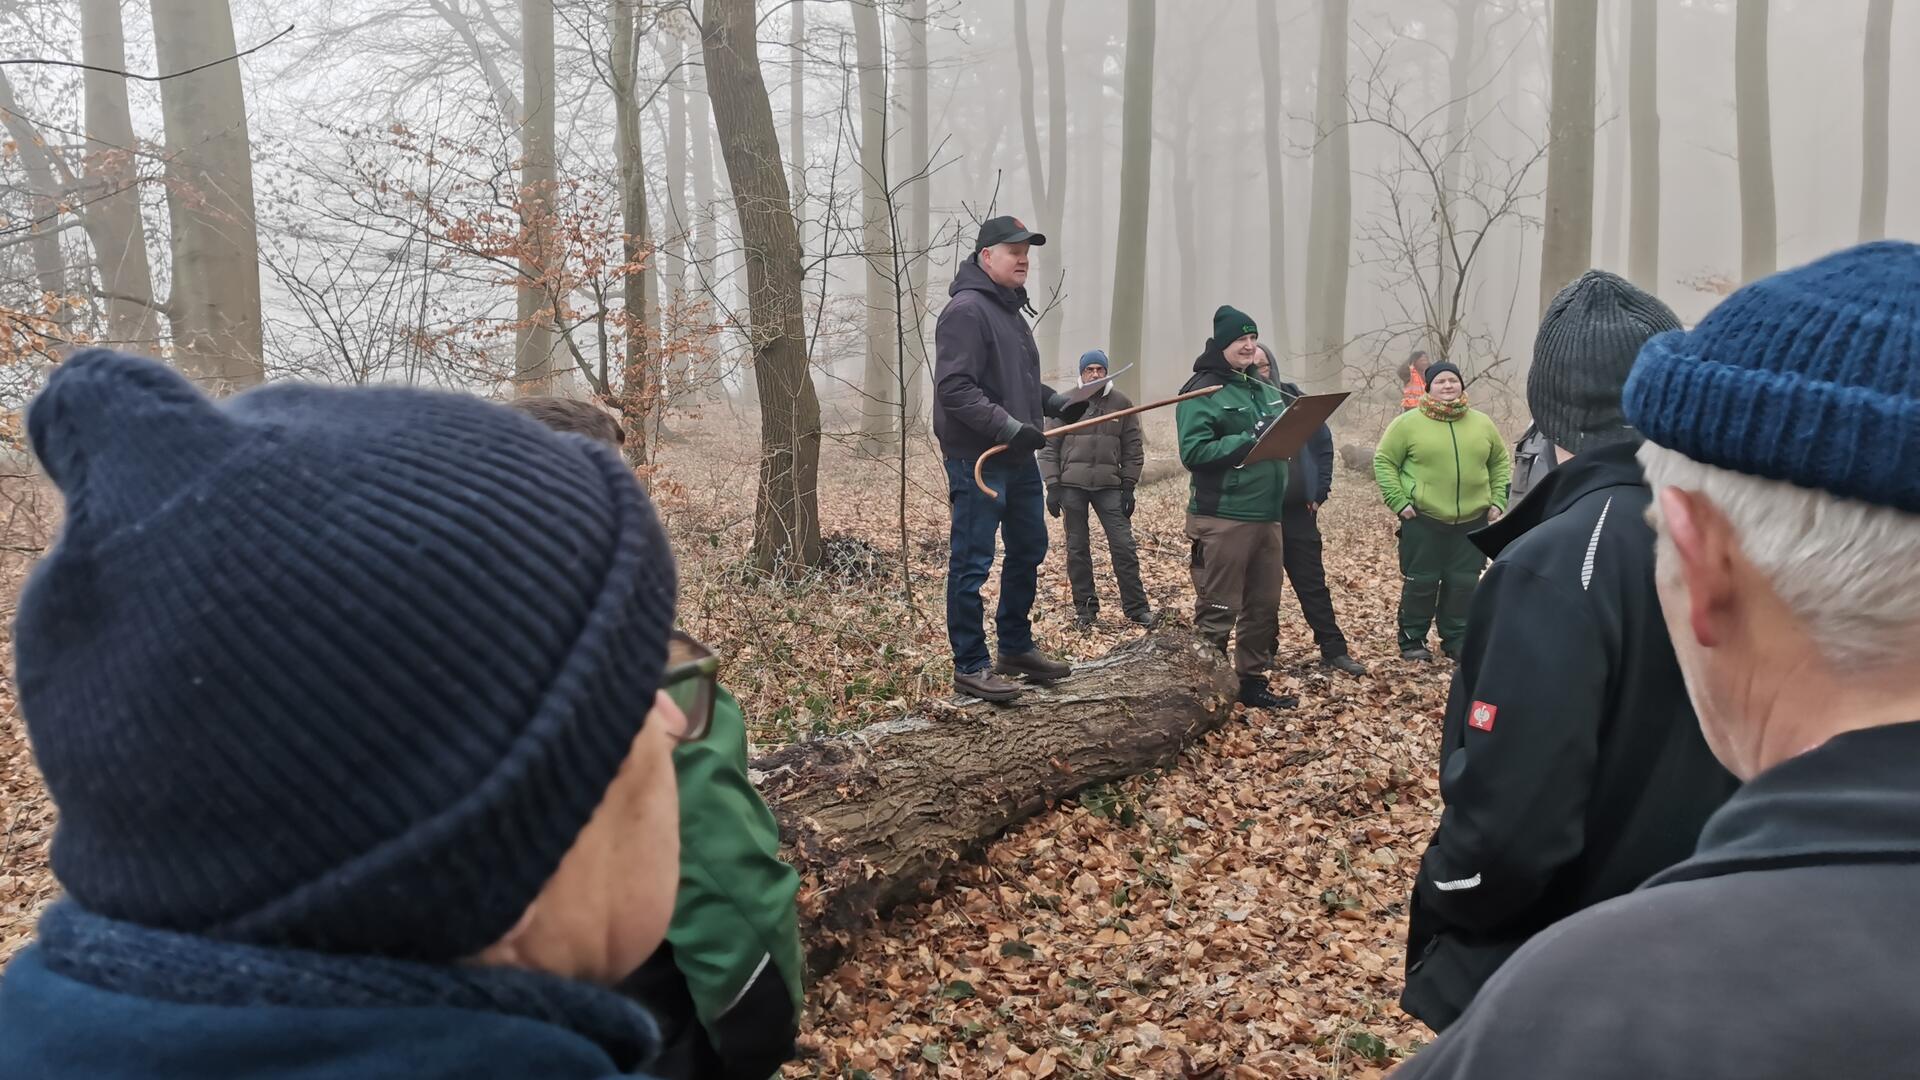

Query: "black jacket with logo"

xmin=1396 ymin=720 xmax=1920 ymax=1079
xmin=1401 ymin=440 xmax=1739 ymax=1031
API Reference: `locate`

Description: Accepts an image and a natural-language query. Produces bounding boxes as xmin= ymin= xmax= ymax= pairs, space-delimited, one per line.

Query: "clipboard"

xmin=1239 ymin=391 xmax=1350 ymax=467
xmin=1059 ymin=363 xmax=1134 ymax=408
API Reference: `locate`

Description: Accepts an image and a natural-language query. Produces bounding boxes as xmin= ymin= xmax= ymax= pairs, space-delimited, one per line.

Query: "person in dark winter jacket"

xmin=1506 ymin=421 xmax=1556 ymax=505
xmin=1400 ymin=271 xmax=1734 ymax=1033
xmin=0 ymin=350 xmax=688 ymax=1079
xmin=1396 ymin=241 xmax=1920 ymax=1079
xmin=934 ymin=215 xmax=1087 ymax=702
xmin=1040 ymin=349 xmax=1153 ymax=629
xmin=518 ymin=402 xmax=804 ymax=1080
xmin=1175 ymin=307 xmax=1295 ymax=711
xmin=1255 ymin=344 xmax=1367 ymax=676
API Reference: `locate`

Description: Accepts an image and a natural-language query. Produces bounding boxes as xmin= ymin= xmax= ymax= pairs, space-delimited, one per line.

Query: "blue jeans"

xmin=944 ymin=453 xmax=1047 ymax=674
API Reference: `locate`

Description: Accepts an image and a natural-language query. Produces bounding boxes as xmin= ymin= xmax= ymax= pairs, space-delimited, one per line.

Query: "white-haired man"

xmin=1393 ymin=241 xmax=1920 ymax=1077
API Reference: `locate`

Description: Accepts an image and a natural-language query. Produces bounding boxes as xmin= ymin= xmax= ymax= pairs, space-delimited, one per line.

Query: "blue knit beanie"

xmin=1078 ymin=348 xmax=1110 ymax=374
xmin=15 ymin=350 xmax=679 ymax=961
xmin=1623 ymin=241 xmax=1920 ymax=514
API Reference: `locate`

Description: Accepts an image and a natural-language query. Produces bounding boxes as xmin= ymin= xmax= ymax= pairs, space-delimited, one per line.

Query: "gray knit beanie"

xmin=1529 ymin=270 xmax=1682 ymax=454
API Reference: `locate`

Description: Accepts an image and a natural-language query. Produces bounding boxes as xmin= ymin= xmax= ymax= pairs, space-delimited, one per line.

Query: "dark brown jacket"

xmin=1038 ymin=388 xmax=1142 ymax=491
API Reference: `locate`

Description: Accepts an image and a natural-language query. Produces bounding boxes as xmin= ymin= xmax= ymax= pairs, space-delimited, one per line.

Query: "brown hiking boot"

xmin=995 ymin=650 xmax=1073 ymax=682
xmin=955 ymin=668 xmax=1023 ymax=702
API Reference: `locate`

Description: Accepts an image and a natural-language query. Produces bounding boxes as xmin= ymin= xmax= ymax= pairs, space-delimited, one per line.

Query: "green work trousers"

xmin=1397 ymin=513 xmax=1488 ymax=654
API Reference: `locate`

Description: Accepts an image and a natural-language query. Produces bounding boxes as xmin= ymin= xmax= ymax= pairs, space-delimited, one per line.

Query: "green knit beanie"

xmin=1210 ymin=305 xmax=1258 ymax=350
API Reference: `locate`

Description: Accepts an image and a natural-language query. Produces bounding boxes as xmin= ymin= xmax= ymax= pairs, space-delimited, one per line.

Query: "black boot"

xmin=1237 ymin=676 xmax=1297 ymax=710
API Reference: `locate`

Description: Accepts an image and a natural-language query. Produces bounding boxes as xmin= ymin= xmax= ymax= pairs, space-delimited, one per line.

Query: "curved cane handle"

xmin=974 ymin=443 xmax=1011 ymax=498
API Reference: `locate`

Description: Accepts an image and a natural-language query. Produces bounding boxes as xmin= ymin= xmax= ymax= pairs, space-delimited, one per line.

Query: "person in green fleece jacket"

xmin=1176 ymin=305 xmax=1296 ymax=711
xmin=1373 ymin=362 xmax=1511 ymax=660
xmin=513 ymin=398 xmax=805 ymax=1080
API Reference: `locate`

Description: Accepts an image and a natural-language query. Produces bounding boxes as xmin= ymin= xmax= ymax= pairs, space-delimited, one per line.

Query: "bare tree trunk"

xmin=789 ymin=0 xmax=806 ymax=222
xmin=0 ymin=74 xmax=72 ymax=334
xmin=79 ymin=0 xmax=161 ymax=351
xmin=1303 ymin=0 xmax=1351 ymax=391
xmin=1859 ymin=0 xmax=1893 ymax=243
xmin=1735 ymin=0 xmax=1774 ymax=283
xmin=759 ymin=629 xmax=1234 ymax=974
xmin=611 ymin=0 xmax=654 ymax=463
xmin=149 ymin=0 xmax=263 ymax=388
xmin=666 ymin=35 xmax=690 ymax=308
xmin=1598 ymin=3 xmax=1625 ymax=272
xmin=1436 ymin=0 xmax=1482 ymax=331
xmin=1627 ymin=0 xmax=1660 ymax=291
xmin=690 ymin=59 xmax=720 ymax=353
xmin=1108 ymin=0 xmax=1155 ymax=404
xmin=1538 ymin=0 xmax=1597 ymax=311
xmin=701 ymin=0 xmax=823 ymax=574
xmin=1077 ymin=38 xmax=1109 ymax=353
xmin=850 ymin=0 xmax=897 ymax=456
xmin=514 ymin=0 xmax=558 ymax=395
xmin=1256 ymin=0 xmax=1291 ymax=359
xmin=1171 ymin=99 xmax=1197 ymax=341
xmin=1012 ymin=0 xmax=1069 ymax=372
xmin=898 ymin=0 xmax=931 ymax=431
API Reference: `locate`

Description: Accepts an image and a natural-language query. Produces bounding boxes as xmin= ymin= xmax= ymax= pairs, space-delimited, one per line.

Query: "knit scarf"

xmin=33 ymin=901 xmax=661 ymax=1071
xmin=1420 ymin=393 xmax=1471 ymax=422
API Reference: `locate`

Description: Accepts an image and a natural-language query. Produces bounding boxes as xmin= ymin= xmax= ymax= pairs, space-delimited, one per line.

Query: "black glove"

xmin=1046 ymin=389 xmax=1091 ymax=424
xmin=1249 ymin=414 xmax=1279 ymax=441
xmin=1046 ymin=486 xmax=1063 ymax=518
xmin=1121 ymin=485 xmax=1136 ymax=518
xmin=1007 ymin=423 xmax=1048 ymax=453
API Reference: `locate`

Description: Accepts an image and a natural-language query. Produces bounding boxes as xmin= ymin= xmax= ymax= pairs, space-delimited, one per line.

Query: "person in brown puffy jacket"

xmin=1040 ymin=350 xmax=1154 ymax=630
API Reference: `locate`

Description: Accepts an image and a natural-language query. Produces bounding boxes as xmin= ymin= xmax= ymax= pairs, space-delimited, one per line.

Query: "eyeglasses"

xmin=662 ymin=631 xmax=718 ymax=743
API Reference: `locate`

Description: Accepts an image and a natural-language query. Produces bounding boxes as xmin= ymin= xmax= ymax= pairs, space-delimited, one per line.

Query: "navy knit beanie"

xmin=15 ymin=350 xmax=678 ymax=961
xmin=1079 ymin=348 xmax=1110 ymax=374
xmin=1422 ymin=361 xmax=1465 ymax=388
xmin=1531 ymin=270 xmax=1682 ymax=454
xmin=1624 ymin=241 xmax=1920 ymax=514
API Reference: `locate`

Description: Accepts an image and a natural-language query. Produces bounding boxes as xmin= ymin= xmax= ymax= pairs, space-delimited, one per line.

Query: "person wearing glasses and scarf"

xmin=512 ymin=397 xmax=805 ymax=1080
xmin=1374 ymin=361 xmax=1512 ymax=661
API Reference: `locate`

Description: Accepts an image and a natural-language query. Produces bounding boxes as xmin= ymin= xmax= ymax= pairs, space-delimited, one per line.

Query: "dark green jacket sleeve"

xmin=1176 ymin=383 xmax=1256 ymax=470
xmin=666 ymin=688 xmax=805 ymax=1068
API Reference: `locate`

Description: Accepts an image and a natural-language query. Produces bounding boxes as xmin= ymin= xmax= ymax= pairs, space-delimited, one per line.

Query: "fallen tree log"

xmin=751 ymin=628 xmax=1235 ymax=973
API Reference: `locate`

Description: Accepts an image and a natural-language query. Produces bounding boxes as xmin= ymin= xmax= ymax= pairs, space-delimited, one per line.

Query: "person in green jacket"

xmin=1372 ymin=362 xmax=1512 ymax=661
xmin=1175 ymin=305 xmax=1296 ymax=711
xmin=512 ymin=397 xmax=805 ymax=1080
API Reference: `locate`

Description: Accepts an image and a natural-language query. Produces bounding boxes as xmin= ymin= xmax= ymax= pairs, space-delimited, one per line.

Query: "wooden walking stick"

xmin=973 ymin=384 xmax=1223 ymax=498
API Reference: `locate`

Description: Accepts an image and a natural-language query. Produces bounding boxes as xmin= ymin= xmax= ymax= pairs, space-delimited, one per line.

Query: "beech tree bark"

xmin=1303 ymin=0 xmax=1351 ymax=391
xmin=1013 ymin=0 xmax=1069 ymax=372
xmin=701 ymin=0 xmax=823 ymax=573
xmin=1107 ymin=0 xmax=1155 ymax=404
xmin=1628 ymin=0 xmax=1660 ymax=291
xmin=897 ymin=0 xmax=931 ymax=430
xmin=610 ymin=0 xmax=655 ymax=462
xmin=1256 ymin=0 xmax=1291 ymax=359
xmin=1859 ymin=0 xmax=1893 ymax=243
xmin=515 ymin=0 xmax=558 ymax=394
xmin=1538 ymin=0 xmax=1598 ymax=311
xmin=150 ymin=0 xmax=264 ymax=388
xmin=755 ymin=629 xmax=1235 ymax=970
xmin=0 ymin=74 xmax=71 ymax=334
xmin=851 ymin=0 xmax=897 ymax=457
xmin=1735 ymin=0 xmax=1775 ymax=283
xmin=79 ymin=0 xmax=161 ymax=351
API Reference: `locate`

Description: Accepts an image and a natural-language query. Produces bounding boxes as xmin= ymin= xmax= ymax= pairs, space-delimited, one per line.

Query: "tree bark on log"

xmin=753 ymin=628 xmax=1234 ymax=972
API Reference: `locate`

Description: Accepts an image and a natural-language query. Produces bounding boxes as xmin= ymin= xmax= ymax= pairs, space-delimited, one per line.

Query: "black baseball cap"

xmin=975 ymin=215 xmax=1048 ymax=251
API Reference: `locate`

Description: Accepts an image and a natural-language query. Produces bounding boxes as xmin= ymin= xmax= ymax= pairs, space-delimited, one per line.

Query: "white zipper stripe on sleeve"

xmin=1581 ymin=496 xmax=1614 ymax=591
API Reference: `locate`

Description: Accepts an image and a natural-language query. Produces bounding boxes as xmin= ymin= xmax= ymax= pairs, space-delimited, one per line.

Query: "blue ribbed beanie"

xmin=15 ymin=350 xmax=678 ymax=961
xmin=1078 ymin=348 xmax=1109 ymax=374
xmin=1623 ymin=241 xmax=1920 ymax=513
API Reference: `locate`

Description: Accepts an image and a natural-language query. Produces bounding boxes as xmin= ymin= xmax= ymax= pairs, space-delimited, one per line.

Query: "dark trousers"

xmin=1186 ymin=513 xmax=1285 ymax=678
xmin=944 ymin=454 xmax=1046 ymax=674
xmin=1280 ymin=503 xmax=1349 ymax=659
xmin=1060 ymin=486 xmax=1150 ymax=619
xmin=1397 ymin=513 xmax=1488 ymax=652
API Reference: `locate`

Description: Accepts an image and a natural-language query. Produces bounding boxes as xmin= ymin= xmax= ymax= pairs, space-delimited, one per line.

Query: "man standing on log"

xmin=1400 ymin=272 xmax=1735 ymax=1032
xmin=1041 ymin=349 xmax=1154 ymax=631
xmin=1176 ymin=305 xmax=1295 ymax=711
xmin=934 ymin=216 xmax=1087 ymax=702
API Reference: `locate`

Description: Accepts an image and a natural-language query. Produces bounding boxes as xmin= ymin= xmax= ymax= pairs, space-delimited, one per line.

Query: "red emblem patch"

xmin=1469 ymin=701 xmax=1497 ymax=732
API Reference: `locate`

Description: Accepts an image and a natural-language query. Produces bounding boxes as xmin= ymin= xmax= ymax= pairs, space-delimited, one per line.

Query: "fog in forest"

xmin=2 ymin=0 xmax=1916 ymax=437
